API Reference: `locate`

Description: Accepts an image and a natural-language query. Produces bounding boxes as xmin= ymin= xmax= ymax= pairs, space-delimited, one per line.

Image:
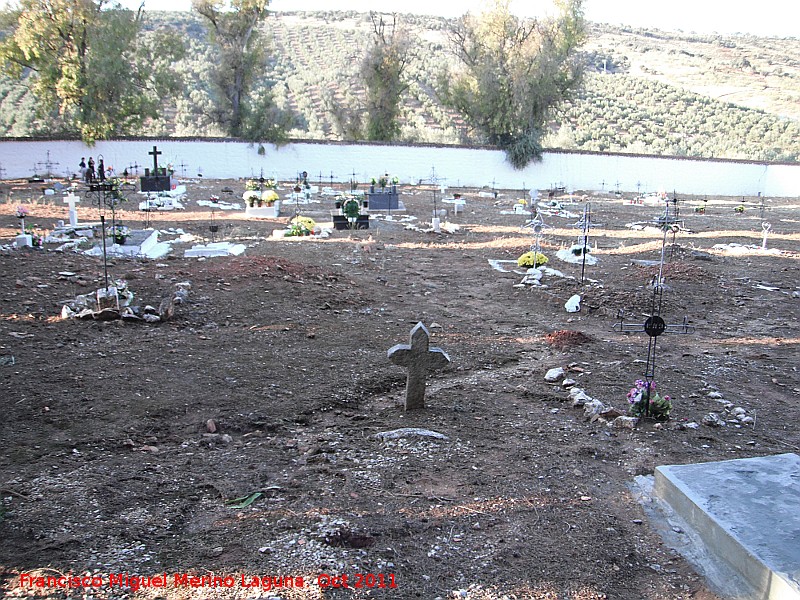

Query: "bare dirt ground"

xmin=0 ymin=177 xmax=798 ymax=600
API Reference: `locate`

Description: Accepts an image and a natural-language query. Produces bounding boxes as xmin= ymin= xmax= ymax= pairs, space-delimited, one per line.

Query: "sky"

xmin=111 ymin=0 xmax=800 ymax=37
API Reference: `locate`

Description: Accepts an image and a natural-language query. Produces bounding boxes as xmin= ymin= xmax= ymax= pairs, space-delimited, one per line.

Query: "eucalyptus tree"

xmin=0 ymin=0 xmax=184 ymax=142
xmin=440 ymin=0 xmax=586 ymax=168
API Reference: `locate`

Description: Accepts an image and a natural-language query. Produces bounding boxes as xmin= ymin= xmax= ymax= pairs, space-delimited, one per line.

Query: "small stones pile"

xmin=60 ymin=280 xmax=191 ymax=323
xmin=544 ymin=366 xmax=638 ymax=429
xmin=701 ymin=390 xmax=755 ymax=428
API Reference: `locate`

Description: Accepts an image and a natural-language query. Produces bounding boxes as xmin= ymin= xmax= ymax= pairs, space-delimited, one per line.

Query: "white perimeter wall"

xmin=1 ymin=139 xmax=798 ymax=197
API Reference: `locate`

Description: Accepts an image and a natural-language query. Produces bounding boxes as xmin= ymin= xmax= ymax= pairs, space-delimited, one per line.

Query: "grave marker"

xmin=63 ymin=193 xmax=80 ymax=226
xmin=140 ymin=145 xmax=172 ymax=193
xmin=388 ymin=322 xmax=450 ymax=410
xmin=613 ymin=201 xmax=695 ymax=416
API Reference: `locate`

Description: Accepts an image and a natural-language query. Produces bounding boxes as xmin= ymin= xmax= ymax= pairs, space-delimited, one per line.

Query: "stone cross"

xmin=388 ymin=322 xmax=450 ymax=410
xmin=63 ymin=193 xmax=80 ymax=226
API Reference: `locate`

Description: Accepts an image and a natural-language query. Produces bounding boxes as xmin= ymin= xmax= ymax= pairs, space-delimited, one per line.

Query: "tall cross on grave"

xmin=388 ymin=322 xmax=451 ymax=410
xmin=523 ymin=211 xmax=548 ymax=268
xmin=35 ymin=150 xmax=60 ymax=178
xmin=149 ymin=145 xmax=162 ymax=174
xmin=577 ymin=202 xmax=593 ymax=282
xmin=613 ymin=202 xmax=695 ymax=416
xmin=63 ymin=193 xmax=80 ymax=226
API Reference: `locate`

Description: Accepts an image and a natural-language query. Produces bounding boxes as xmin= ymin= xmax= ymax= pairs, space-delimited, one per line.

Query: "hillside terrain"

xmin=1 ymin=10 xmax=799 ymax=162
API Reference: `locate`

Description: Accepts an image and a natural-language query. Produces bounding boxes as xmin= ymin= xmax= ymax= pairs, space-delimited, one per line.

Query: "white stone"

xmin=561 ymin=378 xmax=577 ymax=388
xmin=556 ymin=246 xmax=599 ymax=265
xmin=571 ymin=391 xmax=592 ymax=407
xmin=583 ymin=399 xmax=606 ymax=420
xmin=14 ymin=234 xmax=33 ymax=248
xmin=565 ymin=294 xmax=581 ymax=313
xmin=245 ymin=203 xmax=280 ymax=218
xmin=568 ymin=386 xmax=586 ymax=398
xmin=610 ymin=416 xmax=638 ymax=429
xmin=184 ymin=242 xmax=246 ymax=258
xmin=375 ymin=428 xmax=449 ymax=441
xmin=544 ymin=367 xmax=565 ymax=382
xmin=702 ymin=413 xmax=726 ymax=427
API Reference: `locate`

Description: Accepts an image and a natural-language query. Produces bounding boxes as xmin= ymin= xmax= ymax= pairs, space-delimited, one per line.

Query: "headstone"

xmin=388 ymin=322 xmax=450 ymax=410
xmin=63 ymin=193 xmax=80 ymax=226
xmin=15 ymin=234 xmax=32 ymax=248
xmin=652 ymin=453 xmax=800 ymax=600
xmin=140 ymin=145 xmax=173 ymax=193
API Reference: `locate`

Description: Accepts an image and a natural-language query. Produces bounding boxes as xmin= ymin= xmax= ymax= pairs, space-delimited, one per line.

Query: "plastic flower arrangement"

xmin=342 ymin=197 xmax=361 ymax=220
xmin=16 ymin=206 xmax=28 ymax=218
xmin=261 ymin=190 xmax=280 ymax=205
xmin=517 ymin=251 xmax=548 ymax=268
xmin=627 ymin=379 xmax=672 ymax=421
xmin=112 ymin=225 xmax=130 ymax=245
xmin=284 ymin=215 xmax=316 ymax=237
xmin=24 ymin=226 xmax=44 ymax=247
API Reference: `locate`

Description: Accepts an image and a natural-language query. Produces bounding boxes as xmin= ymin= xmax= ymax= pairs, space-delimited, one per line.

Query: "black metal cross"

xmin=613 ymin=201 xmax=695 ymax=415
xmin=149 ymin=146 xmax=162 ymax=174
xmin=577 ymin=202 xmax=593 ymax=282
xmin=35 ymin=150 xmax=60 ymax=178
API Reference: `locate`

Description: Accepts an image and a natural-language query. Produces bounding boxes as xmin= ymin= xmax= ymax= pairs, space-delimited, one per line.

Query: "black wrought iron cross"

xmin=613 ymin=201 xmax=695 ymax=415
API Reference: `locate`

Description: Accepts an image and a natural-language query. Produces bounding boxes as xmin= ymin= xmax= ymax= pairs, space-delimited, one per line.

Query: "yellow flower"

xmin=517 ymin=251 xmax=548 ymax=267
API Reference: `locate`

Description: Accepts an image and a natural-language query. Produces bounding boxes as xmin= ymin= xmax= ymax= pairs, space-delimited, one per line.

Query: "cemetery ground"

xmin=0 ymin=180 xmax=798 ymax=600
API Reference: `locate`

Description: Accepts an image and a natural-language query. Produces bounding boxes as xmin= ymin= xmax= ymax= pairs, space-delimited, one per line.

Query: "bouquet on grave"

xmin=16 ymin=206 xmax=28 ymax=219
xmin=24 ymin=226 xmax=44 ymax=247
xmin=261 ymin=190 xmax=280 ymax=206
xmin=627 ymin=379 xmax=672 ymax=421
xmin=111 ymin=225 xmax=130 ymax=245
xmin=517 ymin=250 xmax=548 ymax=268
xmin=284 ymin=215 xmax=316 ymax=237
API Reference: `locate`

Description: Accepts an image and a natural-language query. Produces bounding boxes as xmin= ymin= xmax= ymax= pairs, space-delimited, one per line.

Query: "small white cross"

xmin=63 ymin=193 xmax=80 ymax=226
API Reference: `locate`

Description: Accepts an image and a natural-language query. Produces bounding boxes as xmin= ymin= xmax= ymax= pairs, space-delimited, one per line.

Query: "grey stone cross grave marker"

xmin=388 ymin=322 xmax=450 ymax=410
